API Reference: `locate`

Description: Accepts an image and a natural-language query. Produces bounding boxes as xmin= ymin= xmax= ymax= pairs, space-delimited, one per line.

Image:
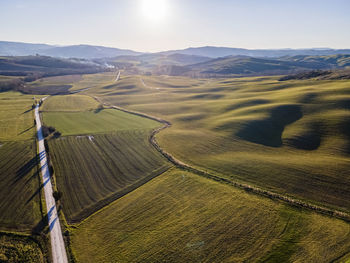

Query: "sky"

xmin=1 ymin=0 xmax=350 ymax=52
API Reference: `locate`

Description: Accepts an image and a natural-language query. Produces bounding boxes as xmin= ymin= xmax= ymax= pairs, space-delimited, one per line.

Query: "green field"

xmin=0 ymin=91 xmax=43 ymax=232
xmin=2 ymin=72 xmax=349 ymax=262
xmin=83 ymin=75 xmax=350 ymax=213
xmin=0 ymin=140 xmax=42 ymax=231
xmin=71 ymin=169 xmax=350 ymax=263
xmin=69 ymin=72 xmax=116 ymax=91
xmin=0 ymin=90 xmax=48 ymax=260
xmin=41 ymin=94 xmax=100 ymax=112
xmin=43 ymin=108 xmax=161 ymax=136
xmin=40 ymin=91 xmax=171 ymax=223
xmin=0 ymin=91 xmax=38 ymax=141
xmin=48 ymin=131 xmax=171 ymax=222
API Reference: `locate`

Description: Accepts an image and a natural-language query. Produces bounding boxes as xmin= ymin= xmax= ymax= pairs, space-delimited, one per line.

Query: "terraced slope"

xmin=71 ymin=169 xmax=350 ymax=263
xmin=84 ymin=75 xmax=350 ymax=213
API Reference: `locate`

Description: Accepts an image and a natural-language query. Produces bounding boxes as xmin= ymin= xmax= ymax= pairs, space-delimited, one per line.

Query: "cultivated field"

xmin=0 ymin=90 xmax=47 ymax=259
xmin=0 ymin=140 xmax=42 ymax=231
xmin=48 ymin=131 xmax=171 ymax=222
xmin=71 ymin=168 xmax=350 ymax=263
xmin=83 ymin=75 xmax=350 ymax=213
xmin=69 ymin=72 xmax=116 ymax=91
xmin=43 ymin=108 xmax=161 ymax=136
xmin=41 ymin=94 xmax=100 ymax=112
xmin=0 ymin=91 xmax=38 ymax=141
xmin=40 ymin=93 xmax=171 ymax=222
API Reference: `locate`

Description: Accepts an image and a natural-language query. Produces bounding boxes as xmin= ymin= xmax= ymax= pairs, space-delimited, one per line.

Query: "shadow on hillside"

xmin=225 ymin=99 xmax=270 ymax=112
xmin=341 ymin=118 xmax=350 ymax=154
xmin=284 ymin=123 xmax=323 ymax=150
xmin=236 ymin=104 xmax=303 ymax=147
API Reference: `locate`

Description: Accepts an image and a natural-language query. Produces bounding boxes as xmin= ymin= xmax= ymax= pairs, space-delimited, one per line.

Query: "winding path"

xmin=35 ymin=103 xmax=68 ymax=263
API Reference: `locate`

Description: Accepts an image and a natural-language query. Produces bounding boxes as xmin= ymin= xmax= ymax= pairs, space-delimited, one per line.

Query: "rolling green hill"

xmin=83 ymin=75 xmax=350 ymax=214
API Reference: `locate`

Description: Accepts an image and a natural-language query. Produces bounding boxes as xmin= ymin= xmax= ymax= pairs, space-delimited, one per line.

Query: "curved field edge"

xmin=70 ymin=168 xmax=350 ymax=263
xmin=93 ymin=96 xmax=350 ymax=222
xmin=86 ymin=76 xmax=350 ymax=217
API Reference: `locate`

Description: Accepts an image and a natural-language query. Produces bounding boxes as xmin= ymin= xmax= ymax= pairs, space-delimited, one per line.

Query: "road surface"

xmin=35 ymin=104 xmax=68 ymax=263
xmin=115 ymin=70 xmax=121 ymax=82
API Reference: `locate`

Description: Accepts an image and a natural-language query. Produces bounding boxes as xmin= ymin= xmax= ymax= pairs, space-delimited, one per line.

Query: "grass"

xmin=69 ymin=72 xmax=116 ymax=91
xmin=71 ymin=169 xmax=350 ymax=263
xmin=42 ymin=108 xmax=161 ymax=136
xmin=82 ymin=75 xmax=350 ymax=213
xmin=0 ymin=140 xmax=42 ymax=232
xmin=0 ymin=91 xmax=38 ymax=141
xmin=48 ymin=130 xmax=171 ymax=223
xmin=41 ymin=94 xmax=100 ymax=112
xmin=0 ymin=233 xmax=45 ymax=263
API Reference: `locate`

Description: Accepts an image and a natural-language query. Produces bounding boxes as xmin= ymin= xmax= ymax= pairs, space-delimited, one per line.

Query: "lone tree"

xmin=53 ymin=190 xmax=62 ymax=202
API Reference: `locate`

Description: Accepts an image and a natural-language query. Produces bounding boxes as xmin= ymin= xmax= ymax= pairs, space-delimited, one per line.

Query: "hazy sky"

xmin=1 ymin=0 xmax=350 ymax=52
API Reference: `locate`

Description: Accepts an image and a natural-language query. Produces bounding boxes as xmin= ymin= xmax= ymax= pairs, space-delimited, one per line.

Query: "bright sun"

xmin=141 ymin=0 xmax=168 ymax=21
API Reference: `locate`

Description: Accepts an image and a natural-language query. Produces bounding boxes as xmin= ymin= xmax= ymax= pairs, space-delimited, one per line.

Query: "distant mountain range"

xmin=155 ymin=54 xmax=350 ymax=77
xmin=1 ymin=41 xmax=350 ymax=59
xmin=162 ymin=46 xmax=350 ymax=58
xmin=0 ymin=41 xmax=140 ymax=59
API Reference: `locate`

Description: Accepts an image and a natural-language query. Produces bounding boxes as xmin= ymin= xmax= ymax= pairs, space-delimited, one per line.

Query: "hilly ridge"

xmin=2 ymin=41 xmax=350 ymax=59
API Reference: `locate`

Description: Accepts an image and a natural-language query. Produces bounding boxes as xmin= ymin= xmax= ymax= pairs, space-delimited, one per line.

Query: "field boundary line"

xmin=67 ymin=165 xmax=172 ymax=224
xmin=91 ymin=95 xmax=350 ymax=223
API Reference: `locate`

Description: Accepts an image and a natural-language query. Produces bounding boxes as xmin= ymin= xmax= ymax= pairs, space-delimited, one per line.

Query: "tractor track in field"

xmin=91 ymin=95 xmax=350 ymax=223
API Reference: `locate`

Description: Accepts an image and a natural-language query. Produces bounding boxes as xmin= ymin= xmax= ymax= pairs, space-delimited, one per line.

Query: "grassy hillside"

xmin=71 ymin=169 xmax=350 ymax=263
xmin=42 ymin=94 xmax=100 ymax=112
xmin=70 ymin=72 xmax=116 ymax=91
xmin=0 ymin=91 xmax=38 ymax=141
xmin=48 ymin=131 xmax=171 ymax=222
xmin=84 ymin=75 xmax=350 ymax=213
xmin=43 ymin=108 xmax=161 ymax=136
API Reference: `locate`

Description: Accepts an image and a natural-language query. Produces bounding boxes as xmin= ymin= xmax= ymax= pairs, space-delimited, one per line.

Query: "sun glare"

xmin=141 ymin=0 xmax=168 ymax=21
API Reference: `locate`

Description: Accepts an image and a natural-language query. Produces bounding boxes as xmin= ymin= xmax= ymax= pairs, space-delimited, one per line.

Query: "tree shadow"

xmin=26 ymin=176 xmax=51 ymax=204
xmin=22 ymin=108 xmax=33 ymax=114
xmin=13 ymin=153 xmax=40 ymax=185
xmin=17 ymin=125 xmax=34 ymax=135
xmin=32 ymin=213 xmax=48 ymax=235
xmin=94 ymin=107 xmax=104 ymax=114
